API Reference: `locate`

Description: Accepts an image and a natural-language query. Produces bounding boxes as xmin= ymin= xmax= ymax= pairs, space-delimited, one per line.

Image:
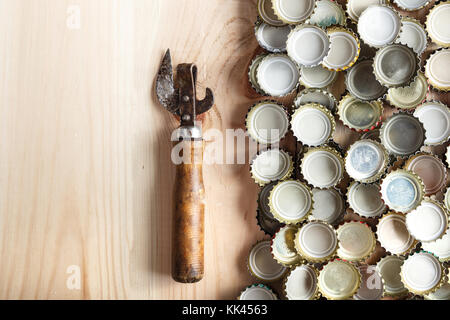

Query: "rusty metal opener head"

xmin=156 ymin=49 xmax=214 ymax=140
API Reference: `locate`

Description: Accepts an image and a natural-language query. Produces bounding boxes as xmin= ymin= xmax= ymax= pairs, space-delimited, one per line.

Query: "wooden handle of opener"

xmin=172 ymin=139 xmax=205 ymax=283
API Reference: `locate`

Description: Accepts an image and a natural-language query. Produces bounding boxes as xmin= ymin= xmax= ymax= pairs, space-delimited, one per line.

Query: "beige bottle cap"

xmin=414 ymin=102 xmax=450 ymax=146
xmin=283 ymin=264 xmax=320 ymax=300
xmin=338 ymin=94 xmax=383 ymax=131
xmin=406 ymin=199 xmax=448 ymax=242
xmin=347 ymin=0 xmax=388 ymax=22
xmin=377 ymin=212 xmax=416 ymax=255
xmin=248 ymin=53 xmax=268 ymax=95
xmin=256 ymin=54 xmax=300 ymax=97
xmin=401 ymin=252 xmax=444 ymax=295
xmin=345 ymin=139 xmax=388 ymax=183
xmin=255 ymin=21 xmax=292 ymax=53
xmin=251 ymin=149 xmax=293 ymax=186
xmin=337 ymin=221 xmax=376 ymax=262
xmin=422 ymin=228 xmax=450 ymax=262
xmin=310 ymin=188 xmax=345 ymax=225
xmin=358 ymin=5 xmax=401 ymax=47
xmin=425 ymin=49 xmax=450 ymax=91
xmin=291 ymin=104 xmax=335 ymax=146
xmin=426 ymin=2 xmax=450 ymax=47
xmin=272 ymin=225 xmax=302 ymax=266
xmin=386 ymin=72 xmax=428 ymax=109
xmin=347 ymin=181 xmax=387 ymax=218
xmin=257 ymin=0 xmax=286 ymax=26
xmin=380 ymin=113 xmax=425 ymax=156
xmin=322 ymin=27 xmax=360 ymax=71
xmin=294 ymin=88 xmax=337 ymax=112
xmin=295 ymin=221 xmax=338 ymax=263
xmin=345 ymin=59 xmax=387 ymax=101
xmin=424 ymin=283 xmax=450 ymax=300
xmin=239 ymin=284 xmax=278 ymax=300
xmin=308 ymin=0 xmax=345 ymax=28
xmin=246 ymin=101 xmax=289 ymax=144
xmin=380 ymin=169 xmax=424 ymax=213
xmin=248 ymin=240 xmax=287 ymax=281
xmin=269 ymin=180 xmax=313 ymax=224
xmin=405 ymin=153 xmax=447 ymax=196
xmin=353 ymin=265 xmax=384 ymax=300
xmin=318 ymin=260 xmax=361 ymax=300
xmin=287 ymin=25 xmax=330 ymax=67
xmin=272 ymin=0 xmax=316 ymax=24
xmin=396 ymin=18 xmax=428 ymax=55
xmin=301 ymin=146 xmax=344 ymax=189
xmin=300 ymin=65 xmax=337 ymax=88
xmin=394 ymin=0 xmax=430 ymax=11
xmin=377 ymin=255 xmax=408 ymax=296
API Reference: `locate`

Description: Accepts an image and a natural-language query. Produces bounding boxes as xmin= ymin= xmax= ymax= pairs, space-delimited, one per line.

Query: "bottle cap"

xmin=337 ymin=221 xmax=376 ymax=262
xmin=248 ymin=53 xmax=268 ymax=95
xmin=380 ymin=169 xmax=425 ymax=213
xmin=248 ymin=240 xmax=287 ymax=281
xmin=293 ymin=88 xmax=337 ymax=113
xmin=376 ymin=255 xmax=408 ymax=297
xmin=426 ymin=2 xmax=450 ymax=47
xmin=246 ymin=101 xmax=289 ymax=144
xmin=386 ymin=72 xmax=428 ymax=109
xmin=358 ymin=5 xmax=401 ymax=47
xmin=308 ymin=0 xmax=346 ymax=28
xmin=422 ymin=228 xmax=450 ymax=262
xmin=283 ymin=264 xmax=320 ymax=300
xmin=318 ymin=260 xmax=361 ymax=300
xmin=394 ymin=0 xmax=430 ymax=11
xmin=445 ymin=186 xmax=450 ymax=212
xmin=338 ymin=94 xmax=383 ymax=132
xmin=258 ymin=182 xmax=278 ymax=221
xmin=377 ymin=212 xmax=416 ymax=255
xmin=310 ymin=188 xmax=345 ymax=225
xmin=345 ymin=59 xmax=387 ymax=101
xmin=294 ymin=221 xmax=338 ymax=263
xmin=291 ymin=103 xmax=335 ymax=146
xmin=257 ymin=0 xmax=286 ymax=26
xmin=256 ymin=54 xmax=300 ymax=97
xmin=322 ymin=27 xmax=360 ymax=71
xmin=396 ymin=18 xmax=428 ymax=55
xmin=345 ymin=139 xmax=388 ymax=183
xmin=254 ymin=20 xmax=292 ymax=53
xmin=404 ymin=153 xmax=447 ymax=196
xmin=301 ymin=146 xmax=344 ymax=189
xmin=380 ymin=113 xmax=425 ymax=157
xmin=373 ymin=44 xmax=419 ymax=88
xmin=300 ymin=65 xmax=337 ymax=88
xmin=414 ymin=102 xmax=450 ymax=146
xmin=347 ymin=181 xmax=387 ymax=218
xmin=251 ymin=149 xmax=294 ymax=186
xmin=238 ymin=284 xmax=278 ymax=300
xmin=361 ymin=129 xmax=381 ymax=142
xmin=287 ymin=25 xmax=330 ymax=67
xmin=272 ymin=0 xmax=316 ymax=24
xmin=424 ymin=49 xmax=450 ymax=91
xmin=269 ymin=180 xmax=313 ymax=224
xmin=353 ymin=265 xmax=384 ymax=300
xmin=406 ymin=199 xmax=448 ymax=242
xmin=347 ymin=0 xmax=389 ymax=22
xmin=272 ymin=225 xmax=303 ymax=267
xmin=401 ymin=252 xmax=445 ymax=295
xmin=424 ymin=283 xmax=450 ymax=300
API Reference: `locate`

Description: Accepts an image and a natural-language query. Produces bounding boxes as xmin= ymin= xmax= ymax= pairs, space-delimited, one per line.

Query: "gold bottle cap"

xmin=425 ymin=49 xmax=450 ymax=91
xmin=300 ymin=65 xmax=337 ymax=88
xmin=322 ymin=27 xmax=360 ymax=71
xmin=401 ymin=252 xmax=446 ymax=296
xmin=347 ymin=181 xmax=387 ymax=218
xmin=337 ymin=221 xmax=376 ymax=262
xmin=358 ymin=5 xmax=401 ymax=47
xmin=283 ymin=264 xmax=320 ymax=300
xmin=422 ymin=228 xmax=450 ymax=262
xmin=269 ymin=180 xmax=313 ymax=224
xmin=254 ymin=20 xmax=292 ymax=53
xmin=246 ymin=101 xmax=289 ymax=144
xmin=318 ymin=260 xmax=361 ymax=300
xmin=271 ymin=225 xmax=303 ymax=267
xmin=380 ymin=169 xmax=425 ymax=213
xmin=414 ymin=102 xmax=450 ymax=146
xmin=345 ymin=59 xmax=387 ymax=101
xmin=251 ymin=149 xmax=294 ymax=186
xmin=238 ymin=284 xmax=279 ymax=300
xmin=248 ymin=240 xmax=287 ymax=282
xmin=294 ymin=221 xmax=338 ymax=263
xmin=396 ymin=18 xmax=428 ymax=55
xmin=445 ymin=186 xmax=450 ymax=212
xmin=406 ymin=199 xmax=448 ymax=242
xmin=405 ymin=153 xmax=447 ymax=196
xmin=426 ymin=2 xmax=450 ymax=47
xmin=377 ymin=212 xmax=416 ymax=255
xmin=376 ymin=255 xmax=408 ymax=297
xmin=291 ymin=103 xmax=335 ymax=147
xmin=353 ymin=265 xmax=384 ymax=300
xmin=257 ymin=0 xmax=286 ymax=26
xmin=424 ymin=283 xmax=450 ymax=300
xmin=338 ymin=94 xmax=383 ymax=132
xmin=394 ymin=0 xmax=430 ymax=11
xmin=248 ymin=53 xmax=268 ymax=95
xmin=294 ymin=88 xmax=337 ymax=113
xmin=301 ymin=146 xmax=344 ymax=189
xmin=272 ymin=0 xmax=316 ymax=24
xmin=310 ymin=188 xmax=345 ymax=225
xmin=308 ymin=0 xmax=346 ymax=28
xmin=347 ymin=0 xmax=388 ymax=22
xmin=386 ymin=72 xmax=428 ymax=109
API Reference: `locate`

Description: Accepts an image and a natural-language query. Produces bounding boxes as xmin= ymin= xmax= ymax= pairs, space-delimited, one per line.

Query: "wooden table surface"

xmin=0 ymin=0 xmax=448 ymax=300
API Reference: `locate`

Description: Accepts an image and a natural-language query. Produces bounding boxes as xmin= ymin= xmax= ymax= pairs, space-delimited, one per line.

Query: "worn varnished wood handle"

xmin=172 ymin=139 xmax=205 ymax=283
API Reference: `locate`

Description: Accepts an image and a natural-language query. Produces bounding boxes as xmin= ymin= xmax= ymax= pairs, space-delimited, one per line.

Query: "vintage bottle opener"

xmin=155 ymin=49 xmax=214 ymax=283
